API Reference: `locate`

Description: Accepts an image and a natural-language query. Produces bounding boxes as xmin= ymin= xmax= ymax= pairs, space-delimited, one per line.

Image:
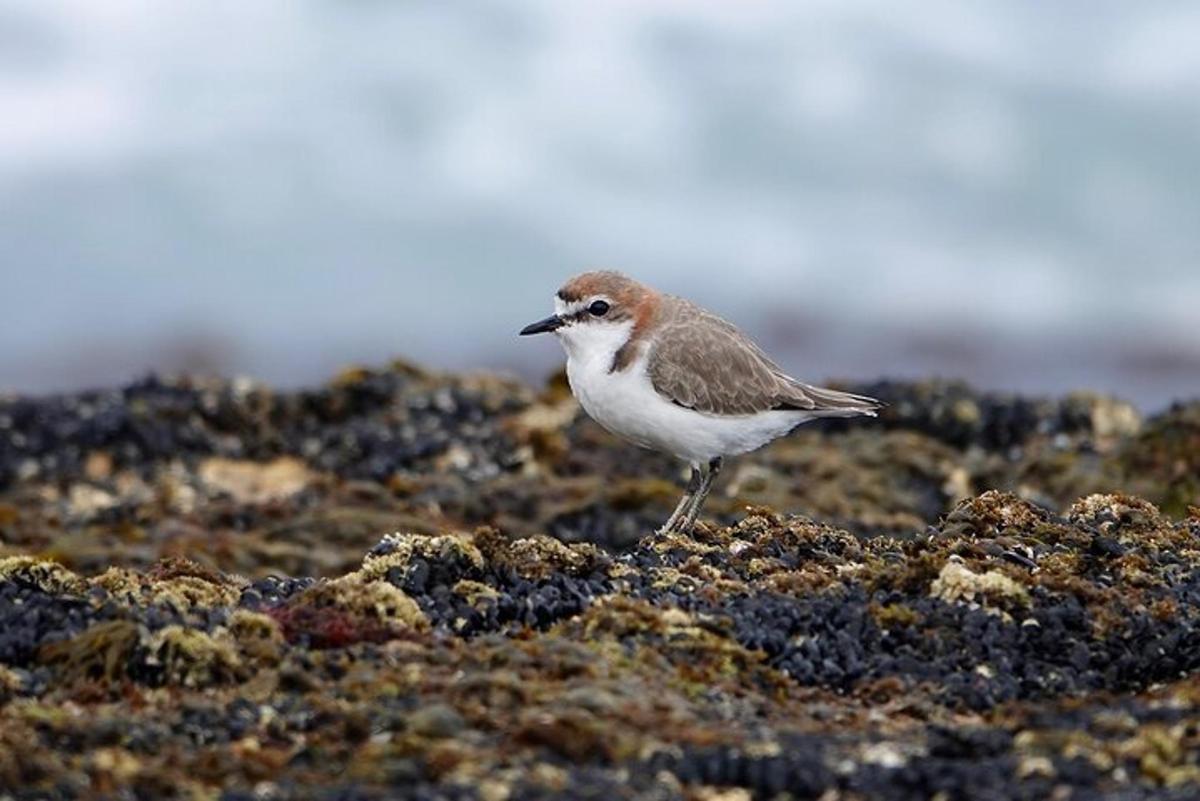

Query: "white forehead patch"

xmin=554 ymin=296 xmax=583 ymax=317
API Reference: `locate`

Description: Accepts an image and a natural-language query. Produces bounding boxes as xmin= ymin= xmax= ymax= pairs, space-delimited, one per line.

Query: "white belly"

xmin=565 ymin=349 xmax=811 ymax=464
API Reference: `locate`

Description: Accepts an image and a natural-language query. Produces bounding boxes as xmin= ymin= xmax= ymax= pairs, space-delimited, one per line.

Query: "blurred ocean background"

xmin=1 ymin=1 xmax=1197 ymax=408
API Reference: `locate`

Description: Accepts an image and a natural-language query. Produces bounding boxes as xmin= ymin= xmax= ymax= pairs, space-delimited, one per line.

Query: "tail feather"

xmin=780 ymin=381 xmax=883 ymax=417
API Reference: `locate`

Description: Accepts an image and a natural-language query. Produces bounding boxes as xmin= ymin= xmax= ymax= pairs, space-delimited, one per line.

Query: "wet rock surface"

xmin=1 ymin=364 xmax=1199 ymax=799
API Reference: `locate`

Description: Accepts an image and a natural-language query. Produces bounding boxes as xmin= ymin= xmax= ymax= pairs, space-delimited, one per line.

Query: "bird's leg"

xmin=679 ymin=457 xmax=723 ymax=532
xmin=658 ymin=463 xmax=703 ymax=534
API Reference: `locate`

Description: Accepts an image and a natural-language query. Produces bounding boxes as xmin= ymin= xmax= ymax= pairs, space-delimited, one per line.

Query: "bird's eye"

xmin=588 ymin=300 xmax=610 ymax=317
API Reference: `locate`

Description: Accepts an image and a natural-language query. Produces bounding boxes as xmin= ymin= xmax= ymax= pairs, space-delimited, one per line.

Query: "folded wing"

xmin=646 ymin=299 xmax=881 ymax=418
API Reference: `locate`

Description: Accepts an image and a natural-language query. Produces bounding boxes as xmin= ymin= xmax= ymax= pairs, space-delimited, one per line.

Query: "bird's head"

xmin=519 ymin=270 xmax=660 ymax=361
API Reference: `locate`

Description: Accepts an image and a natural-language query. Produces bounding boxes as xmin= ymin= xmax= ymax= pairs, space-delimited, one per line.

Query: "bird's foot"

xmin=655 ymin=521 xmax=692 ymax=537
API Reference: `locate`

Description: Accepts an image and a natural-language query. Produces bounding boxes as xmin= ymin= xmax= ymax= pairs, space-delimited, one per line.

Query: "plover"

xmin=520 ymin=271 xmax=881 ymax=533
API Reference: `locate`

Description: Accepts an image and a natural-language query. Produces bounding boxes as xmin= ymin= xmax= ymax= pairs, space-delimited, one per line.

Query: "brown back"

xmin=646 ymin=296 xmax=880 ymax=417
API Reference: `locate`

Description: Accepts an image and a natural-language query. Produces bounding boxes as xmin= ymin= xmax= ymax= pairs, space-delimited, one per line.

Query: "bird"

xmin=519 ymin=270 xmax=881 ymax=534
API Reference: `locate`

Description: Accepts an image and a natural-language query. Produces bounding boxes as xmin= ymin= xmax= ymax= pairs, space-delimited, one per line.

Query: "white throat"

xmin=556 ymin=317 xmax=634 ymax=366
xmin=552 ymin=295 xmax=635 ymax=367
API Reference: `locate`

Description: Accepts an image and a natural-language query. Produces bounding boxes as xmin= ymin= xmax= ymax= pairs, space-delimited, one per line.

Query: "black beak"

xmin=519 ymin=314 xmax=564 ymax=336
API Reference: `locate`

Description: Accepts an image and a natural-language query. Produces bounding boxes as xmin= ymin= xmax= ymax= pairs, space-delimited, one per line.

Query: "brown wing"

xmin=646 ymin=298 xmax=881 ymax=417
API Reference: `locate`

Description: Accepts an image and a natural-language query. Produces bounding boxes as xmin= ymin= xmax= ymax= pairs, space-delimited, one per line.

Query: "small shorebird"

xmin=520 ymin=271 xmax=881 ymax=533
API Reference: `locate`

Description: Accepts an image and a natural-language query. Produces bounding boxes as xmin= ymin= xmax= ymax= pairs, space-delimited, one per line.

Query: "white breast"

xmin=557 ymin=322 xmax=812 ymax=464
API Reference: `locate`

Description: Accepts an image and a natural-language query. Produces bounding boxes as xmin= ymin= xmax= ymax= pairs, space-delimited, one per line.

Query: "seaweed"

xmin=0 ymin=367 xmax=1198 ymax=798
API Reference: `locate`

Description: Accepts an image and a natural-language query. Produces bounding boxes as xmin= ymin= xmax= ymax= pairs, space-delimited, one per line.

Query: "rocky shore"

xmin=1 ymin=363 xmax=1198 ymax=800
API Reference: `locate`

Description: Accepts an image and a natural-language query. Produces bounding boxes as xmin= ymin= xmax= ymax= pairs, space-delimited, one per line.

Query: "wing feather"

xmin=646 ymin=299 xmax=881 ymax=417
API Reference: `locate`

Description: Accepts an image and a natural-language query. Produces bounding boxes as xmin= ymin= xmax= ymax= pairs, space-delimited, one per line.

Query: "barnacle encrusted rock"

xmin=0 ymin=367 xmax=1198 ymax=799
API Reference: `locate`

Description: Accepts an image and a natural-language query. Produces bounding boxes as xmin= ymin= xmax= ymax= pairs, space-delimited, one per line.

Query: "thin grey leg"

xmin=680 ymin=457 xmax=722 ymax=532
xmin=658 ymin=463 xmax=703 ymax=534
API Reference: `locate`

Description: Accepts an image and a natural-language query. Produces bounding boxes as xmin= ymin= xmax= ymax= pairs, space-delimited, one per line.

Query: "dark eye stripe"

xmin=564 ymin=303 xmax=625 ymax=325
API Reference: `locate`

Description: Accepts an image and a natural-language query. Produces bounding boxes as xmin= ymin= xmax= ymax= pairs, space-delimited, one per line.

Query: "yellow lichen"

xmin=1116 ymin=724 xmax=1200 ymax=787
xmin=358 ymin=532 xmax=484 ymax=583
xmin=143 ymin=625 xmax=243 ymax=687
xmin=453 ymin=579 xmax=500 ymax=607
xmin=154 ymin=575 xmax=243 ymax=609
xmin=1068 ymin=494 xmax=1167 ymax=533
xmin=91 ymin=566 xmax=242 ymax=610
xmin=227 ymin=609 xmax=285 ymax=666
xmin=930 ymin=559 xmax=1029 ymax=612
xmin=486 ymin=533 xmax=605 ymax=580
xmin=692 ymin=789 xmax=753 ymax=801
xmin=870 ymin=603 xmax=920 ymax=629
xmin=87 ymin=747 xmax=142 ymax=786
xmin=478 ymin=778 xmax=513 ymax=801
xmin=90 ymin=567 xmax=143 ymax=599
xmin=228 ymin=608 xmax=283 ymax=641
xmin=0 ymin=556 xmax=88 ymax=595
xmin=298 ymin=576 xmax=428 ymax=631
xmin=0 ymin=665 xmax=21 ymax=701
